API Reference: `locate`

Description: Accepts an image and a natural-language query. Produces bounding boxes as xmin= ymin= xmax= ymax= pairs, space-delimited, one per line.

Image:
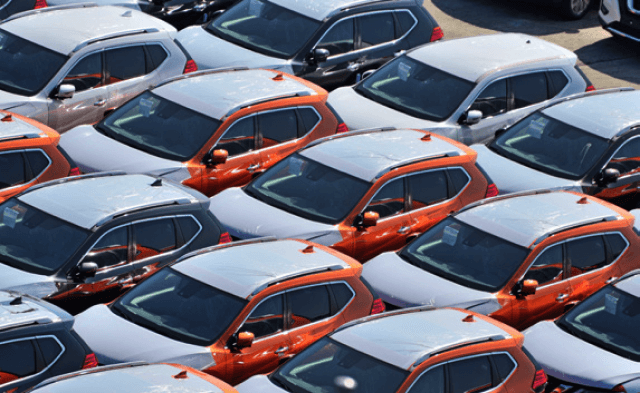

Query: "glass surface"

xmin=0 ymin=152 xmax=25 ymax=189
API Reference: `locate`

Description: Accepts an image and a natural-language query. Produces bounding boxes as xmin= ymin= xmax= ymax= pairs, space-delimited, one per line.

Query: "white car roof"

xmin=153 ymin=69 xmax=317 ymax=120
xmin=1 ymin=5 xmax=174 ymax=55
xmin=408 ymin=33 xmax=576 ymax=83
xmin=269 ymin=0 xmax=385 ymax=21
xmin=301 ymin=129 xmax=466 ymax=182
xmin=173 ymin=239 xmax=351 ymax=299
xmin=331 ymin=309 xmax=510 ymax=370
xmin=0 ymin=291 xmax=68 ymax=331
xmin=0 ymin=116 xmax=46 ymax=141
xmin=456 ymin=192 xmax=622 ymax=248
xmin=615 ymin=273 xmax=640 ymax=298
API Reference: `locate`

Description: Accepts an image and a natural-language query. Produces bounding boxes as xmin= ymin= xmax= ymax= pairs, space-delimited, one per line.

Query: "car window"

xmin=289 ymin=285 xmax=331 ymax=328
xmin=448 ymin=168 xmax=470 ymax=195
xmin=409 ymin=170 xmax=449 ymax=209
xmin=608 ymin=137 xmax=640 ymax=176
xmin=492 ymin=353 xmax=516 ymax=383
xmin=566 ymin=235 xmax=608 ymax=275
xmin=330 ymin=283 xmax=354 ymax=311
xmin=217 ymin=116 xmax=256 ymax=157
xmin=524 ymin=243 xmax=563 ymax=285
xmin=259 ymin=109 xmax=298 ymax=147
xmin=36 ymin=337 xmax=63 ymax=365
xmin=82 ymin=226 xmax=129 ymax=268
xmin=511 ymin=72 xmax=548 ymax=109
xmin=469 ymin=78 xmax=507 ymax=118
xmin=605 ymin=233 xmax=627 ymax=261
xmin=366 ymin=177 xmax=405 ymax=219
xmin=449 ymin=356 xmax=492 ymax=393
xmin=359 ymin=12 xmax=395 ymax=48
xmin=176 ymin=216 xmax=201 ymax=245
xmin=0 ymin=151 xmax=25 ymax=189
xmin=62 ymin=52 xmax=103 ymax=93
xmin=316 ymin=18 xmax=354 ymax=57
xmin=407 ymin=365 xmax=445 ymax=393
xmin=105 ymin=46 xmax=146 ymax=84
xmin=298 ymin=108 xmax=321 ymax=137
xmin=146 ymin=44 xmax=168 ymax=73
xmin=395 ymin=11 xmax=416 ymax=38
xmin=25 ymin=150 xmax=50 ymax=180
xmin=0 ymin=339 xmax=38 ymax=384
xmin=133 ymin=219 xmax=177 ymax=261
xmin=240 ymin=294 xmax=284 ymax=339
xmin=547 ymin=71 xmax=568 ymax=97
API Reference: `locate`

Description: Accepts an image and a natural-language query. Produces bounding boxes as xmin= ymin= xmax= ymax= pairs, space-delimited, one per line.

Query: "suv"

xmin=237 ymin=307 xmax=548 ymax=393
xmin=0 ymin=4 xmax=196 ymax=133
xmin=60 ymin=68 xmax=343 ymax=197
xmin=175 ymin=0 xmax=442 ymax=90
xmin=73 ymin=238 xmax=382 ymax=385
xmin=600 ymin=0 xmax=640 ymax=43
xmin=210 ymin=128 xmax=496 ymax=262
xmin=0 ymin=291 xmax=97 ymax=393
xmin=0 ymin=172 xmax=230 ymax=314
xmin=0 ymin=110 xmax=79 ymax=204
xmin=328 ymin=33 xmax=593 ymax=145
xmin=362 ymin=190 xmax=640 ymax=330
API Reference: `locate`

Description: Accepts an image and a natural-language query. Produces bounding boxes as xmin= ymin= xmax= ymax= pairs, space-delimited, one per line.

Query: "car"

xmin=175 ymin=0 xmax=443 ymax=90
xmin=236 ymin=307 xmax=548 ymax=393
xmin=0 ymin=110 xmax=79 ymax=204
xmin=0 ymin=4 xmax=196 ymax=133
xmin=523 ymin=269 xmax=640 ymax=393
xmin=28 ymin=362 xmax=239 ymax=393
xmin=362 ymin=190 xmax=640 ymax=330
xmin=600 ymin=0 xmax=640 ymax=43
xmin=0 ymin=0 xmax=47 ymax=20
xmin=73 ymin=238 xmax=383 ymax=385
xmin=59 ymin=68 xmax=344 ymax=197
xmin=209 ymin=127 xmax=497 ymax=262
xmin=328 ymin=33 xmax=593 ymax=146
xmin=0 ymin=291 xmax=97 ymax=393
xmin=0 ymin=172 xmax=230 ymax=314
xmin=473 ymin=88 xmax=640 ymax=209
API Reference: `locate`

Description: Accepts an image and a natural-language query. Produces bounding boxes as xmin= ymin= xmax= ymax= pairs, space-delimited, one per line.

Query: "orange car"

xmin=60 ymin=68 xmax=345 ymax=197
xmin=211 ymin=128 xmax=498 ymax=262
xmin=363 ymin=189 xmax=640 ymax=330
xmin=0 ymin=110 xmax=78 ymax=204
xmin=73 ymin=238 xmax=384 ymax=385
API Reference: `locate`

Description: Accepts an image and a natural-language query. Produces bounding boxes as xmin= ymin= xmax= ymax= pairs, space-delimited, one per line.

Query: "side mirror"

xmin=520 ymin=279 xmax=538 ymax=296
xmin=78 ymin=262 xmax=98 ymax=278
xmin=205 ymin=149 xmax=228 ymax=166
xmin=463 ymin=110 xmax=483 ymax=125
xmin=362 ymin=211 xmax=379 ymax=228
xmin=311 ymin=48 xmax=329 ymax=64
xmin=601 ymin=167 xmax=620 ymax=185
xmin=230 ymin=331 xmax=254 ymax=350
xmin=56 ymin=84 xmax=75 ymax=99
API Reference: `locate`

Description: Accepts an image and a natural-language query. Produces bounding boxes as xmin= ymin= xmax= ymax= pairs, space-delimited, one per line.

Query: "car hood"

xmin=236 ymin=375 xmax=286 ymax=393
xmin=0 ymin=90 xmax=30 ymax=111
xmin=0 ymin=263 xmax=56 ymax=298
xmin=60 ymin=125 xmax=186 ymax=176
xmin=74 ymin=304 xmax=215 ymax=369
xmin=176 ymin=26 xmax=293 ymax=73
xmin=362 ymin=252 xmax=496 ymax=309
xmin=524 ymin=321 xmax=640 ymax=389
xmin=472 ymin=144 xmax=581 ymax=194
xmin=209 ymin=188 xmax=343 ymax=246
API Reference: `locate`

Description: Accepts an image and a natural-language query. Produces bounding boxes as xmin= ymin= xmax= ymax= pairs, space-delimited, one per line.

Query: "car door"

xmin=350 ymin=11 xmax=400 ymax=80
xmin=595 ymin=136 xmax=640 ymax=201
xmin=256 ymin=108 xmax=301 ymax=175
xmin=104 ymin=45 xmax=150 ymax=114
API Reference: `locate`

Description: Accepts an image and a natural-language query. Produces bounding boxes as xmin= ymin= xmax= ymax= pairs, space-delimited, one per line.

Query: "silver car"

xmin=328 ymin=33 xmax=591 ymax=145
xmin=0 ymin=4 xmax=192 ymax=132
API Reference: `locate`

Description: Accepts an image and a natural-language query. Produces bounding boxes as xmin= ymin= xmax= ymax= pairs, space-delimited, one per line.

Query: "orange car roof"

xmin=0 ymin=113 xmax=46 ymax=142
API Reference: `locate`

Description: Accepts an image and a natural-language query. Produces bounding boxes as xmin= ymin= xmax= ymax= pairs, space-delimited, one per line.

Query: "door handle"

xmin=397 ymin=226 xmax=410 ymax=234
xmin=93 ymin=99 xmax=106 ymax=107
xmin=275 ymin=346 xmax=288 ymax=354
xmin=247 ymin=164 xmax=260 ymax=172
xmin=556 ymin=293 xmax=569 ymax=302
xmin=347 ymin=62 xmax=360 ymax=72
xmin=606 ymin=277 xmax=618 ymax=284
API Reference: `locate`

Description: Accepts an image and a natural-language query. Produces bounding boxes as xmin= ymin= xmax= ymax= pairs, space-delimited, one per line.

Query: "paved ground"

xmin=423 ymin=0 xmax=640 ymax=90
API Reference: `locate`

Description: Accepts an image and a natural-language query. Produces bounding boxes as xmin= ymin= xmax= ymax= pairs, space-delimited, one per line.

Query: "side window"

xmin=359 ymin=12 xmax=395 ymax=48
xmin=133 ymin=219 xmax=177 ymax=261
xmin=395 ymin=11 xmax=416 ymax=38
xmin=448 ymin=356 xmax=492 ymax=393
xmin=82 ymin=226 xmax=129 ymax=268
xmin=289 ymin=285 xmax=331 ymax=329
xmin=492 ymin=353 xmax=516 ymax=383
xmin=608 ymin=137 xmax=640 ymax=176
xmin=240 ymin=294 xmax=284 ymax=339
xmin=329 ymin=283 xmax=354 ymax=310
xmin=105 ymin=46 xmax=146 ymax=84
xmin=0 ymin=340 xmax=38 ymax=385
xmin=176 ymin=216 xmax=201 ymax=245
xmin=366 ymin=177 xmax=405 ymax=219
xmin=605 ymin=233 xmax=628 ymax=261
xmin=217 ymin=116 xmax=256 ymax=157
xmin=448 ymin=168 xmax=470 ymax=196
xmin=259 ymin=109 xmax=298 ymax=147
xmin=469 ymin=79 xmax=507 ymax=118
xmin=409 ymin=170 xmax=449 ymax=210
xmin=25 ymin=150 xmax=50 ymax=180
xmin=511 ymin=72 xmax=548 ymax=109
xmin=408 ymin=365 xmax=445 ymax=393
xmin=62 ymin=52 xmax=103 ymax=93
xmin=145 ymin=44 xmax=168 ymax=73
xmin=298 ymin=108 xmax=321 ymax=137
xmin=36 ymin=337 xmax=63 ymax=365
xmin=524 ymin=243 xmax=563 ymax=285
xmin=316 ymin=18 xmax=354 ymax=56
xmin=547 ymin=71 xmax=569 ymax=97
xmin=566 ymin=235 xmax=608 ymax=275
xmin=0 ymin=152 xmax=26 ymax=189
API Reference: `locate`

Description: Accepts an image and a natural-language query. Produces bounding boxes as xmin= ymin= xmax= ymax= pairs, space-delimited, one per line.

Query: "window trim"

xmin=0 ymin=335 xmax=65 ymax=390
xmin=143 ymin=42 xmax=170 ymax=73
xmin=602 ymin=134 xmax=640 ymax=175
xmin=0 ymin=148 xmax=52 ymax=192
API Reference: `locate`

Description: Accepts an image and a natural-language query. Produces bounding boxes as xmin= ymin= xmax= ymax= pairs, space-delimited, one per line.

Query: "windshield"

xmin=245 ymin=154 xmax=370 ymax=225
xmin=205 ymin=0 xmax=321 ymax=59
xmin=399 ymin=217 xmax=529 ymax=292
xmin=96 ymin=92 xmax=222 ymax=162
xmin=271 ymin=337 xmax=409 ymax=393
xmin=557 ymin=284 xmax=640 ymax=361
xmin=355 ymin=56 xmax=475 ymax=122
xmin=489 ymin=112 xmax=609 ymax=180
xmin=0 ymin=199 xmax=89 ymax=275
xmin=112 ymin=267 xmax=246 ymax=346
xmin=0 ymin=29 xmax=67 ymax=96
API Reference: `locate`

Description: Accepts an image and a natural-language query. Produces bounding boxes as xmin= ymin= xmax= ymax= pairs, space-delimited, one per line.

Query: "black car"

xmin=176 ymin=0 xmax=443 ymax=90
xmin=599 ymin=0 xmax=640 ymax=42
xmin=0 ymin=172 xmax=230 ymax=314
xmin=0 ymin=291 xmax=97 ymax=393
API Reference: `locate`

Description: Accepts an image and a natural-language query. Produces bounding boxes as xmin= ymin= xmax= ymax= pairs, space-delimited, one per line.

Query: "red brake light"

xmin=586 ymin=85 xmax=595 ymax=92
xmin=69 ymin=167 xmax=81 ymax=176
xmin=370 ymin=298 xmax=385 ymax=315
xmin=532 ymin=370 xmax=547 ymax=392
xmin=613 ymin=385 xmax=627 ymax=392
xmin=485 ymin=183 xmax=499 ymax=198
xmin=82 ymin=353 xmax=98 ymax=369
xmin=183 ymin=59 xmax=198 ymax=74
xmin=336 ymin=123 xmax=348 ymax=133
xmin=219 ymin=232 xmax=232 ymax=244
xmin=34 ymin=0 xmax=47 ymax=9
xmin=430 ymin=26 xmax=444 ymax=42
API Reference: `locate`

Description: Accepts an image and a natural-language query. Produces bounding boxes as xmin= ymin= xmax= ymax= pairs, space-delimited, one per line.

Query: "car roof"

xmin=18 ymin=174 xmax=204 ymax=230
xmin=0 ymin=115 xmax=46 ymax=142
xmin=456 ymin=191 xmax=623 ymax=248
xmin=616 ymin=272 xmax=640 ymax=297
xmin=1 ymin=5 xmax=174 ymax=55
xmin=0 ymin=291 xmax=71 ymax=332
xmin=331 ymin=308 xmax=510 ymax=370
xmin=541 ymin=90 xmax=640 ymax=140
xmin=408 ymin=33 xmax=576 ymax=83
xmin=173 ymin=239 xmax=352 ymax=299
xmin=269 ymin=0 xmax=386 ymax=21
xmin=301 ymin=129 xmax=467 ymax=182
xmin=153 ymin=69 xmax=318 ymax=120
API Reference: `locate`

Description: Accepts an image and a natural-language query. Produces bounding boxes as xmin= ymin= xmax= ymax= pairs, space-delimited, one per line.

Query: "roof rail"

xmin=33 ymin=362 xmax=148 ymax=390
xmin=333 ymin=304 xmax=436 ymax=334
xmin=224 ymin=91 xmax=313 ymax=119
xmin=153 ymin=67 xmax=250 ymax=89
xmin=374 ymin=152 xmax=461 ymax=180
xmin=540 ymin=87 xmax=635 ymax=112
xmin=613 ymin=122 xmax=640 ymax=141
xmin=2 ymin=2 xmax=97 ymax=24
xmin=410 ymin=333 xmax=509 ymax=370
xmin=531 ymin=215 xmax=620 ymax=247
xmin=305 ymin=127 xmax=397 ymax=150
xmin=455 ymin=189 xmax=552 ymax=215
xmin=327 ymin=0 xmax=386 ymax=19
xmin=96 ymin=197 xmax=193 ymax=227
xmin=71 ymin=28 xmax=160 ymax=54
xmin=19 ymin=171 xmax=126 ymax=196
xmin=0 ymin=133 xmax=41 ymax=142
xmin=249 ymin=263 xmax=345 ymax=298
xmin=171 ymin=236 xmax=278 ymax=266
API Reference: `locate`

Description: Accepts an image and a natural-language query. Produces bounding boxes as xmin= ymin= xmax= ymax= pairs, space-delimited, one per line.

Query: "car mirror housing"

xmin=311 ymin=48 xmax=330 ymax=64
xmin=56 ymin=84 xmax=75 ymax=99
xmin=362 ymin=211 xmax=379 ymax=227
xmin=464 ymin=110 xmax=483 ymax=125
xmin=229 ymin=331 xmax=254 ymax=350
xmin=78 ymin=262 xmax=98 ymax=278
xmin=205 ymin=149 xmax=228 ymax=166
xmin=520 ymin=279 xmax=538 ymax=296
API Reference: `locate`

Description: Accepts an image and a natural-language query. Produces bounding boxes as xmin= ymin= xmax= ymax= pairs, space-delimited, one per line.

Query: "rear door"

xmin=104 ymin=45 xmax=149 ymax=113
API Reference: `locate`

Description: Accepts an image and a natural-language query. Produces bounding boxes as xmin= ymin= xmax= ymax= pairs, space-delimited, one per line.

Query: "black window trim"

xmin=0 ymin=335 xmax=65 ymax=390
xmin=0 ymin=148 xmax=51 ymax=192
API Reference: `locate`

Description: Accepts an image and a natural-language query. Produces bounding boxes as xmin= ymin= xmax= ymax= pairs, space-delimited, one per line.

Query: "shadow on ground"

xmin=575 ymin=37 xmax=640 ymax=85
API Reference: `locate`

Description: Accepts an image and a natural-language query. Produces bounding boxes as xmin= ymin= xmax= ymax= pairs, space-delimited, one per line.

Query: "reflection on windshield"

xmin=355 ymin=56 xmax=475 ymax=122
xmin=400 ymin=217 xmax=529 ymax=292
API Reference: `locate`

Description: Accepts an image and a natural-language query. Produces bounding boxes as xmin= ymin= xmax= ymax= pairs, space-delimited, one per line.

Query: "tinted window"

xmin=133 ymin=219 xmax=177 ymax=260
xmin=63 ymin=52 xmax=102 ymax=92
xmin=449 ymin=356 xmax=492 ymax=393
xmin=605 ymin=233 xmax=627 ymax=261
xmin=566 ymin=235 xmax=608 ymax=275
xmin=470 ymin=79 xmax=507 ymax=118
xmin=0 ymin=340 xmax=37 ymax=380
xmin=298 ymin=108 xmax=320 ymax=137
xmin=146 ymin=44 xmax=168 ymax=72
xmin=525 ymin=243 xmax=563 ymax=285
xmin=217 ymin=116 xmax=255 ymax=157
xmin=316 ymin=18 xmax=354 ymax=56
xmin=359 ymin=13 xmax=395 ymax=48
xmin=289 ymin=285 xmax=331 ymax=328
xmin=330 ymin=283 xmax=353 ymax=310
xmin=36 ymin=337 xmax=63 ymax=365
xmin=395 ymin=11 xmax=416 ymax=37
xmin=492 ymin=353 xmax=516 ymax=383
xmin=409 ymin=170 xmax=448 ymax=209
xmin=82 ymin=226 xmax=128 ymax=268
xmin=512 ymin=72 xmax=548 ymax=109
xmin=106 ymin=46 xmax=146 ymax=83
xmin=0 ymin=152 xmax=25 ymax=189
xmin=260 ymin=109 xmax=297 ymax=146
xmin=240 ymin=294 xmax=284 ymax=338
xmin=25 ymin=150 xmax=49 ymax=179
xmin=366 ymin=178 xmax=404 ymax=219
xmin=176 ymin=216 xmax=200 ymax=244
xmin=609 ymin=137 xmax=640 ymax=176
xmin=448 ymin=168 xmax=470 ymax=195
xmin=408 ymin=365 xmax=445 ymax=393
xmin=548 ymin=71 xmax=568 ymax=97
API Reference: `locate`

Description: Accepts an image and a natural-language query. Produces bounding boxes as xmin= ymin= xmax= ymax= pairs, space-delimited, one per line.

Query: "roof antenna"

xmin=462 ymin=314 xmax=475 ymax=323
xmin=421 ymin=133 xmax=431 ymax=141
xmin=151 ymin=178 xmax=162 ymax=187
xmin=122 ymin=10 xmax=132 ymax=17
xmin=577 ymin=197 xmax=589 ymax=204
xmin=272 ymin=73 xmax=284 ymax=81
xmin=301 ymin=245 xmax=315 ymax=254
xmin=10 ymin=296 xmax=22 ymax=306
xmin=1 ymin=114 xmax=12 ymax=122
xmin=172 ymin=370 xmax=188 ymax=379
